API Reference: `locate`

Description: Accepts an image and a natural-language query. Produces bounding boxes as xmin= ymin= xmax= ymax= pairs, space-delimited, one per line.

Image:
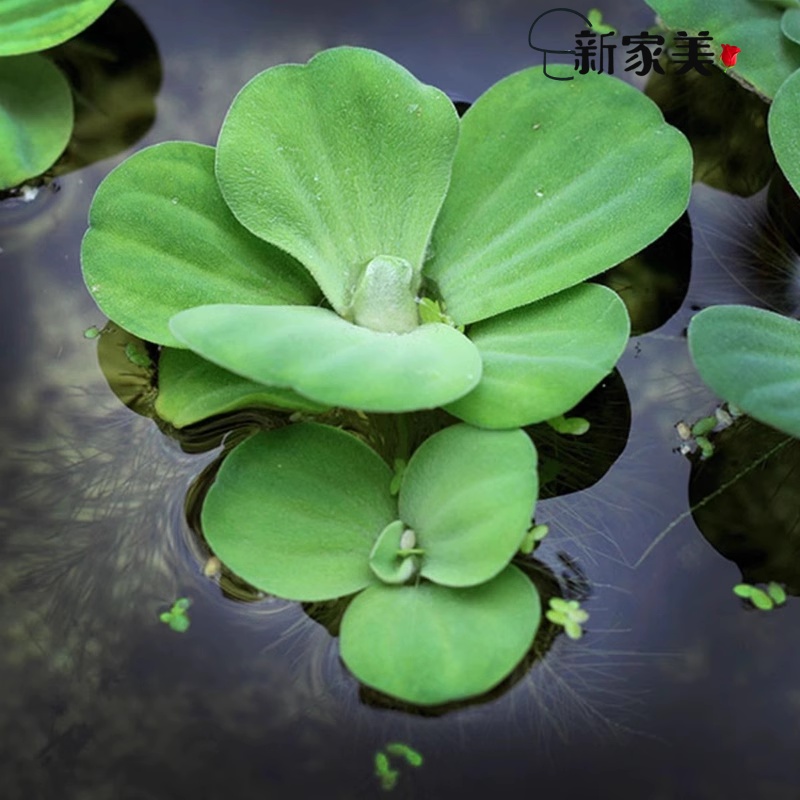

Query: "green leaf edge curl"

xmin=169 ymin=304 xmax=482 ymax=413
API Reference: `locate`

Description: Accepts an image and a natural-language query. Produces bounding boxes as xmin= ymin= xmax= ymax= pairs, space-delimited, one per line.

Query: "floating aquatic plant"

xmin=81 ymin=46 xmax=692 ymax=429
xmin=159 ymin=597 xmax=191 ymax=632
xmin=200 ymin=421 xmax=541 ymax=705
xmin=545 ymin=597 xmax=590 ymax=640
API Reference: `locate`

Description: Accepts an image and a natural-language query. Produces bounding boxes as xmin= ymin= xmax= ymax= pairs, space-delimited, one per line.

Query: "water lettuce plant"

xmin=688 ymin=305 xmax=800 ymax=438
xmin=200 ymin=421 xmax=541 ymax=705
xmin=0 ymin=0 xmax=115 ymax=189
xmin=81 ymin=46 xmax=692 ymax=429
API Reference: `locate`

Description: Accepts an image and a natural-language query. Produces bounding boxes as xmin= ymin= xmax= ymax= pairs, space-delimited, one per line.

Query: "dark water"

xmin=2 ymin=1 xmax=800 ymax=798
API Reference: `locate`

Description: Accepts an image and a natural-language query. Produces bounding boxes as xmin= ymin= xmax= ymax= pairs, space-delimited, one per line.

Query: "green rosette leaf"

xmin=0 ymin=55 xmax=73 ymax=190
xmin=169 ymin=304 xmax=482 ymax=413
xmin=215 ymin=46 xmax=459 ymax=315
xmin=446 ymin=284 xmax=630 ymax=429
xmin=339 ymin=565 xmax=541 ymax=706
xmin=0 ymin=0 xmax=115 ymax=55
xmin=425 ymin=64 xmax=691 ymax=324
xmin=769 ymin=67 xmax=800 ymax=197
xmin=200 ymin=424 xmax=396 ymax=601
xmin=155 ymin=348 xmax=328 ymax=428
xmin=688 ymin=304 xmax=800 ymax=437
xmin=81 ymin=142 xmax=320 ymax=347
xmin=643 ymin=0 xmax=800 ymax=100
xmin=398 ymin=424 xmax=537 ymax=587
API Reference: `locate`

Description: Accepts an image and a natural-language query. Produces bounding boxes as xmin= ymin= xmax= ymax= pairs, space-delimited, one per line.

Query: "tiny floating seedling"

xmin=159 ymin=597 xmax=191 ymax=632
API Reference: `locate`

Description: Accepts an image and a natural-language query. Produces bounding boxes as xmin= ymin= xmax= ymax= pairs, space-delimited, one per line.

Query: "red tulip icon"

xmin=720 ymin=44 xmax=741 ymax=70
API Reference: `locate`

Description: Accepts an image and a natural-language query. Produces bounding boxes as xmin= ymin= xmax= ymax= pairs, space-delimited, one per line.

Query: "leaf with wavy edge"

xmin=425 ymin=64 xmax=691 ymax=325
xmin=446 ymin=284 xmax=630 ymax=428
xmin=81 ymin=142 xmax=320 ymax=347
xmin=169 ymin=304 xmax=482 ymax=413
xmin=215 ymin=46 xmax=459 ymax=315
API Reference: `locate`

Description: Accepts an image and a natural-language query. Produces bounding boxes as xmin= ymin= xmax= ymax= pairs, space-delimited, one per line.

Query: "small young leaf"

xmin=369 ymin=520 xmax=419 ymax=585
xmin=749 ymin=587 xmax=774 ymax=610
xmin=547 ymin=414 xmax=591 ymax=436
xmin=766 ymin=582 xmax=787 ymax=605
xmin=564 ymin=619 xmax=584 ymax=640
xmin=691 ymin=415 xmax=717 ymax=437
xmin=733 ymin=583 xmax=754 ymax=598
xmin=696 ymin=435 xmax=715 ymax=459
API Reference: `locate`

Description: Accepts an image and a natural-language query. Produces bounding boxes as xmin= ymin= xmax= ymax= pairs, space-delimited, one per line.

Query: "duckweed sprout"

xmin=159 ymin=597 xmax=192 ymax=632
xmin=519 ymin=523 xmax=549 ymax=555
xmin=546 ymin=414 xmax=591 ymax=436
xmin=733 ymin=582 xmax=787 ymax=610
xmin=546 ymin=597 xmax=590 ymax=639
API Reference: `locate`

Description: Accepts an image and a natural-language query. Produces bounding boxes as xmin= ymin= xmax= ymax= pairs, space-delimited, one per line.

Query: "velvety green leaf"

xmin=215 ymin=46 xmax=459 ymax=315
xmin=425 ymin=64 xmax=691 ymax=324
xmin=81 ymin=142 xmax=320 ymax=347
xmin=155 ymin=347 xmax=328 ymax=428
xmin=339 ymin=565 xmax=540 ymax=706
xmin=446 ymin=284 xmax=630 ymax=428
xmin=0 ymin=0 xmax=115 ymax=55
xmin=769 ymin=67 xmax=800 ymax=197
xmin=783 ymin=8 xmax=800 ymax=45
xmin=170 ymin=304 xmax=482 ymax=413
xmin=688 ymin=305 xmax=800 ymax=437
xmin=201 ymin=423 xmax=396 ymax=601
xmin=0 ymin=55 xmax=73 ymax=190
xmin=643 ymin=0 xmax=800 ymax=100
xmin=398 ymin=424 xmax=537 ymax=587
